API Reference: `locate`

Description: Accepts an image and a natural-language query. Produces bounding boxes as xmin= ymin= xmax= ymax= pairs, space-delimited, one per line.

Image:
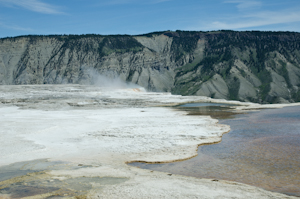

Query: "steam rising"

xmin=79 ymin=66 xmax=144 ymax=90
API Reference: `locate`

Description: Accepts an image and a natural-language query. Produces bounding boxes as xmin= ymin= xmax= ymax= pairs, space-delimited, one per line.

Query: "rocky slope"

xmin=1 ymin=30 xmax=300 ymax=103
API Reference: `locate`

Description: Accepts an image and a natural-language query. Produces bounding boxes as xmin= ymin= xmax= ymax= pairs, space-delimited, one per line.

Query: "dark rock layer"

xmin=1 ymin=30 xmax=300 ymax=103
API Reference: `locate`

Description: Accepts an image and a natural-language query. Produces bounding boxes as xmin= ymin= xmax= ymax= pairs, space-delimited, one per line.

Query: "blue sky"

xmin=0 ymin=0 xmax=300 ymax=38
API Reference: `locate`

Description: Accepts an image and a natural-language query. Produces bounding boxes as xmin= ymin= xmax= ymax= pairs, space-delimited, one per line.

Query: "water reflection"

xmin=175 ymin=103 xmax=240 ymax=119
xmin=130 ymin=105 xmax=300 ymax=197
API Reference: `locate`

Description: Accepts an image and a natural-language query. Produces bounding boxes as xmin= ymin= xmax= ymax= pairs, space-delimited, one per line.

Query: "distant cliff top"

xmin=1 ymin=30 xmax=300 ymax=103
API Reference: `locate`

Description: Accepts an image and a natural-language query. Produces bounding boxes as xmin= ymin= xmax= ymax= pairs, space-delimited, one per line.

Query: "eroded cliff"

xmin=1 ymin=30 xmax=300 ymax=103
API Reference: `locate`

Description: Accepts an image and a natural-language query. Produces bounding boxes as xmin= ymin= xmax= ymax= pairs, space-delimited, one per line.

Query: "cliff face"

xmin=1 ymin=31 xmax=300 ymax=103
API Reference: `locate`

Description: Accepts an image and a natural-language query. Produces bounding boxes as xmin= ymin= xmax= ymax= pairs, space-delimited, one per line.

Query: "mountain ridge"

xmin=1 ymin=30 xmax=300 ymax=103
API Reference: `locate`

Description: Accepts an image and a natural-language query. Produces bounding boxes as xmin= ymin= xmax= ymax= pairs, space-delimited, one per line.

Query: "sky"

xmin=0 ymin=0 xmax=300 ymax=38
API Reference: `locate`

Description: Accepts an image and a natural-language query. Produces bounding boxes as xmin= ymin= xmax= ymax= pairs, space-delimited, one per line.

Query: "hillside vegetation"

xmin=1 ymin=30 xmax=300 ymax=103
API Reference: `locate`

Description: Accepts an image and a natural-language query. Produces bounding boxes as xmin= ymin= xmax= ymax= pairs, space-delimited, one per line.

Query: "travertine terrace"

xmin=0 ymin=84 xmax=299 ymax=198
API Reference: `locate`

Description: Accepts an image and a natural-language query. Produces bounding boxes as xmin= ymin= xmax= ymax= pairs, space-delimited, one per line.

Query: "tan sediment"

xmin=0 ymin=171 xmax=50 ymax=189
xmin=21 ymin=192 xmax=62 ymax=199
xmin=20 ymin=190 xmax=87 ymax=199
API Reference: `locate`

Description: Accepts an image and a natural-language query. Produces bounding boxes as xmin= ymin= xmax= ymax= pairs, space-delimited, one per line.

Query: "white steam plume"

xmin=79 ymin=66 xmax=145 ymax=90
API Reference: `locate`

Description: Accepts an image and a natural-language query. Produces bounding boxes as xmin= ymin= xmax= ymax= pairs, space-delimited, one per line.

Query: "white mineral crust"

xmin=0 ymin=85 xmax=298 ymax=198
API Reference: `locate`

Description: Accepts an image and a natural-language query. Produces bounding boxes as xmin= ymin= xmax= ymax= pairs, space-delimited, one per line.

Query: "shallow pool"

xmin=130 ymin=105 xmax=300 ymax=197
